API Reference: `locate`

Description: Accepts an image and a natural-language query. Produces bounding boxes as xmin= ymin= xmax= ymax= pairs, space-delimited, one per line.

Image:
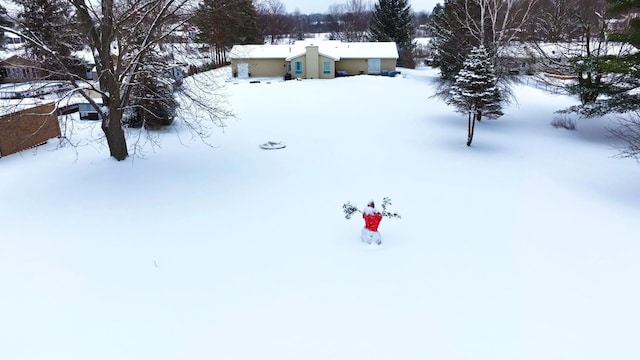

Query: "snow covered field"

xmin=1 ymin=66 xmax=639 ymax=360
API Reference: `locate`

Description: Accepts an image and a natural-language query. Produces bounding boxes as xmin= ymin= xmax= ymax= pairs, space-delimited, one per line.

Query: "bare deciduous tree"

xmin=329 ymin=0 xmax=371 ymax=42
xmin=194 ymin=0 xmax=262 ymax=64
xmin=528 ymin=0 xmax=638 ymax=110
xmin=2 ymin=0 xmax=231 ymax=161
xmin=70 ymin=0 xmax=195 ymax=160
xmin=532 ymin=0 xmax=584 ymax=41
xmin=609 ymin=113 xmax=640 ymax=161
xmin=429 ymin=0 xmax=539 ymax=80
xmin=256 ymin=0 xmax=293 ymax=44
xmin=455 ymin=0 xmax=539 ymax=69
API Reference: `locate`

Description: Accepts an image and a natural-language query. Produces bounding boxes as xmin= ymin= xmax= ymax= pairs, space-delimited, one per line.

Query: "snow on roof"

xmin=230 ymin=40 xmax=399 ymax=60
xmin=72 ymin=48 xmax=95 ymax=64
xmin=4 ymin=32 xmax=21 ymax=39
xmin=0 ymin=48 xmax=22 ymax=60
xmin=0 ymin=98 xmax=54 ymax=117
xmin=0 ymin=81 xmax=69 ymax=94
xmin=499 ymin=41 xmax=638 ymax=59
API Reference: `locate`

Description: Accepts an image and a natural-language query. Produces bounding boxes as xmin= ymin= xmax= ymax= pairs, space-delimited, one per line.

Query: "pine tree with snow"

xmin=447 ymin=46 xmax=504 ymax=146
xmin=427 ymin=0 xmax=478 ymax=81
xmin=600 ymin=0 xmax=640 ymax=161
xmin=563 ymin=0 xmax=640 ymax=116
xmin=368 ymin=0 xmax=416 ymax=68
xmin=125 ymin=53 xmax=178 ymax=130
xmin=193 ymin=0 xmax=262 ymax=64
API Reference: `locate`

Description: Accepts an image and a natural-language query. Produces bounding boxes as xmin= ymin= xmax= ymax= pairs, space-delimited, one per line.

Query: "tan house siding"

xmin=290 ymin=55 xmax=337 ymax=79
xmin=336 ymin=58 xmax=398 ymax=75
xmin=380 ymin=59 xmax=397 ymax=71
xmin=229 ymin=41 xmax=399 ymax=79
xmin=233 ymin=56 xmax=397 ymax=78
xmin=231 ymin=59 xmax=287 ymax=78
xmin=336 ymin=59 xmax=368 ymax=75
xmin=289 ymin=55 xmax=305 ymax=78
xmin=0 ymin=102 xmax=60 ymax=157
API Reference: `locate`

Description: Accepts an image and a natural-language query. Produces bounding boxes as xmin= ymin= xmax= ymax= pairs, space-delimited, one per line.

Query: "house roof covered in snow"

xmin=230 ymin=40 xmax=399 ymax=60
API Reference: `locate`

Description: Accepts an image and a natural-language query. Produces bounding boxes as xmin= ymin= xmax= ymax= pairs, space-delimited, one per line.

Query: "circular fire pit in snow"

xmin=259 ymin=141 xmax=286 ymax=150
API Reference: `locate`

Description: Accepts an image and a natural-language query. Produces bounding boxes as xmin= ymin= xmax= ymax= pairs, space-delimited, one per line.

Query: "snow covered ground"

xmin=1 ymin=66 xmax=639 ymax=360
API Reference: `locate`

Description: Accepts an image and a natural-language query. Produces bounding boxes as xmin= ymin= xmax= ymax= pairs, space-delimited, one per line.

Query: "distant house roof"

xmin=230 ymin=40 xmax=399 ymax=61
xmin=0 ymin=55 xmax=39 ymax=67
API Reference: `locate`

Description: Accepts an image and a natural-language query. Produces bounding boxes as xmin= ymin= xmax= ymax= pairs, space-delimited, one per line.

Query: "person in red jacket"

xmin=361 ymin=200 xmax=383 ymax=245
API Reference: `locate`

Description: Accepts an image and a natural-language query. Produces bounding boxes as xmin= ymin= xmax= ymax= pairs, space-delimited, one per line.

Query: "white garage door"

xmin=367 ymin=59 xmax=381 ymax=74
xmin=237 ymin=63 xmax=249 ymax=78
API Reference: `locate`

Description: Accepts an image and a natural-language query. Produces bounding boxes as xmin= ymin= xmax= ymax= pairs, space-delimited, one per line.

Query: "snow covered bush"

xmin=126 ymin=55 xmax=178 ymax=130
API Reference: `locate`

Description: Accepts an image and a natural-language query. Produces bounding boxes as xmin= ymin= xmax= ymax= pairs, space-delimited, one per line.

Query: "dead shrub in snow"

xmin=551 ymin=114 xmax=576 ymax=130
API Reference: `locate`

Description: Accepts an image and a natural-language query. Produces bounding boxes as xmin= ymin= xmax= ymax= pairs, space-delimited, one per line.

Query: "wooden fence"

xmin=0 ymin=102 xmax=60 ymax=157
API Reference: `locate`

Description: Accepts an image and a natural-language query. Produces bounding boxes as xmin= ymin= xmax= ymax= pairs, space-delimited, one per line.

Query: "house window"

xmin=294 ymin=61 xmax=303 ymax=74
xmin=322 ymin=61 xmax=331 ymax=74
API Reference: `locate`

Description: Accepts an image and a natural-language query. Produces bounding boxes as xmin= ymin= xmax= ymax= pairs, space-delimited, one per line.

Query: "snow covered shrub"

xmin=550 ymin=114 xmax=576 ymax=130
xmin=126 ymin=57 xmax=178 ymax=130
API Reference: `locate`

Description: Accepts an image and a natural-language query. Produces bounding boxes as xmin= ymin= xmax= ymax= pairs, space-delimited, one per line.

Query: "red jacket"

xmin=363 ymin=210 xmax=383 ymax=232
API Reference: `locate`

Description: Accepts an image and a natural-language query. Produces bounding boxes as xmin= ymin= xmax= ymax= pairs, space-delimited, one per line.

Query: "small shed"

xmin=0 ymin=55 xmax=43 ymax=83
xmin=0 ymin=101 xmax=61 ymax=157
xmin=78 ymin=101 xmax=102 ymax=121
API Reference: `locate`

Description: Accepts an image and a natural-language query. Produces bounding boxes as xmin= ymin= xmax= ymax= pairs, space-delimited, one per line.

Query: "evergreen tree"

xmin=597 ymin=0 xmax=640 ymax=113
xmin=194 ymin=0 xmax=262 ymax=64
xmin=561 ymin=0 xmax=640 ymax=116
xmin=126 ymin=54 xmax=178 ymax=130
xmin=428 ymin=0 xmax=479 ymax=80
xmin=601 ymin=0 xmax=640 ymax=161
xmin=15 ymin=0 xmax=86 ymax=79
xmin=368 ymin=0 xmax=416 ymax=68
xmin=608 ymin=0 xmax=640 ymax=47
xmin=236 ymin=0 xmax=262 ymax=44
xmin=429 ymin=0 xmax=537 ymax=80
xmin=447 ymin=46 xmax=503 ymax=146
xmin=119 ymin=0 xmax=179 ymax=131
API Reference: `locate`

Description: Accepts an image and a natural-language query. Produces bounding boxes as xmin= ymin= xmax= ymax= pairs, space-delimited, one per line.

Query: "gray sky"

xmin=279 ymin=0 xmax=441 ymax=14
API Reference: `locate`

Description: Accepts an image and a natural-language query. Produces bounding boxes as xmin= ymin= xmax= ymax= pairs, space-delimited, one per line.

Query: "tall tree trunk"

xmin=467 ymin=110 xmax=475 ymax=146
xmin=71 ymin=0 xmax=128 ymax=160
xmin=102 ymin=95 xmax=128 ymax=161
xmin=99 ymin=0 xmax=128 ymax=160
xmin=99 ymin=65 xmax=128 ymax=160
